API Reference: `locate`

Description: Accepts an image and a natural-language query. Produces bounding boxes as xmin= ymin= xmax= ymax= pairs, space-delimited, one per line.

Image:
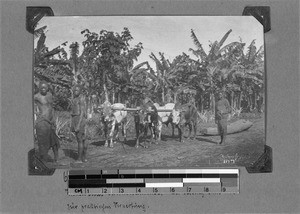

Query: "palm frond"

xmin=189 ymin=48 xmax=204 ymax=61
xmin=217 ymin=42 xmax=244 ymax=56
xmin=190 ymin=29 xmax=207 ymax=58
xmin=42 ymin=47 xmax=61 ymax=58
xmin=46 ymin=59 xmax=72 ymax=66
xmin=149 ymin=52 xmax=163 ymax=74
xmin=34 ymin=26 xmax=47 ymax=39
xmin=130 ymin=68 xmax=150 ymax=81
xmin=208 ymin=41 xmax=218 ymax=58
xmin=159 ymin=52 xmax=170 ymax=70
xmin=34 ymin=67 xmax=72 ymax=89
xmin=253 ymin=45 xmax=264 ymax=62
xmin=131 ymin=61 xmax=150 ymax=71
xmin=218 ymin=29 xmax=232 ymax=48
xmin=247 ymin=40 xmax=257 ymax=62
xmin=36 ymin=32 xmax=46 ymax=53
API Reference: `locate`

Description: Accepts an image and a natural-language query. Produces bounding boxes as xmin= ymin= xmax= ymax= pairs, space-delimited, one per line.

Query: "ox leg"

xmin=134 ymin=120 xmax=142 ymax=148
xmin=104 ymin=127 xmax=108 ymax=147
xmin=135 ymin=123 xmax=139 ymax=148
xmin=136 ymin=124 xmax=148 ymax=148
xmin=143 ymin=124 xmax=150 ymax=148
xmin=155 ymin=123 xmax=160 ymax=144
xmin=187 ymin=123 xmax=192 ymax=140
xmin=109 ymin=122 xmax=116 ymax=148
xmin=114 ymin=124 xmax=119 ymax=142
xmin=193 ymin=120 xmax=197 ymax=139
xmin=122 ymin=122 xmax=127 ymax=143
xmin=148 ymin=124 xmax=153 ymax=145
xmin=109 ymin=138 xmax=113 ymax=148
xmin=136 ymin=132 xmax=144 ymax=148
xmin=177 ymin=125 xmax=183 ymax=143
xmin=171 ymin=123 xmax=175 ymax=137
xmin=157 ymin=121 xmax=162 ymax=142
xmin=150 ymin=124 xmax=158 ymax=145
xmin=135 ymin=135 xmax=140 ymax=148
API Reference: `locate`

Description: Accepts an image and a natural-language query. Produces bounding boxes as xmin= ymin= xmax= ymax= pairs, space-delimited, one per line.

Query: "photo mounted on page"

xmin=32 ymin=16 xmax=265 ymax=169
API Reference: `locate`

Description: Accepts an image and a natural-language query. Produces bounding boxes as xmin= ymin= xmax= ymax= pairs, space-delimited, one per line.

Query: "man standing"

xmin=142 ymin=97 xmax=159 ymax=141
xmin=34 ymin=81 xmax=59 ymax=162
xmin=71 ymin=85 xmax=87 ymax=163
xmin=215 ymin=92 xmax=231 ymax=144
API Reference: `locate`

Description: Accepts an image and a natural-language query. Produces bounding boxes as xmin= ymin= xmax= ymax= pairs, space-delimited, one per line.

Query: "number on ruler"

xmin=85 ymin=189 xmax=89 ymax=194
xmin=153 ymin=188 xmax=158 ymax=193
xmin=170 ymin=187 xmax=175 ymax=192
xmin=204 ymin=187 xmax=209 ymax=192
xmin=119 ymin=188 xmax=124 ymax=193
xmin=136 ymin=188 xmax=141 ymax=193
xmin=103 ymin=188 xmax=108 ymax=193
xmin=187 ymin=187 xmax=192 ymax=192
xmin=74 ymin=188 xmax=83 ymax=193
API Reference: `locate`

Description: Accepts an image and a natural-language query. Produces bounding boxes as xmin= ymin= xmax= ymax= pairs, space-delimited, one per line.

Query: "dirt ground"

xmin=47 ymin=114 xmax=265 ymax=169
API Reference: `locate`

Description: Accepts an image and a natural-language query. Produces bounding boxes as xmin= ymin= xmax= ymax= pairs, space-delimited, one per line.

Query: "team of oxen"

xmin=94 ymin=100 xmax=198 ymax=149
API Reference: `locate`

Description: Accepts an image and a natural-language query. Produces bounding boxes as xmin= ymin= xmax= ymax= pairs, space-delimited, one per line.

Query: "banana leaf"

xmin=190 ymin=29 xmax=207 ymax=60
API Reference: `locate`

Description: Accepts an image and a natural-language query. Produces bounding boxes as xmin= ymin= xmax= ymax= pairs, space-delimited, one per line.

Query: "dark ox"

xmin=171 ymin=103 xmax=198 ymax=142
xmin=134 ymin=103 xmax=159 ymax=148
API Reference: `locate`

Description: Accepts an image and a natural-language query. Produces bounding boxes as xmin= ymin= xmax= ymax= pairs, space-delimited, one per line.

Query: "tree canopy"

xmin=33 ymin=27 xmax=264 ymax=113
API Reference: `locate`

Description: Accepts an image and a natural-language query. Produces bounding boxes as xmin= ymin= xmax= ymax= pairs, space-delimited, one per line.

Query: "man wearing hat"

xmin=215 ymin=91 xmax=231 ymax=144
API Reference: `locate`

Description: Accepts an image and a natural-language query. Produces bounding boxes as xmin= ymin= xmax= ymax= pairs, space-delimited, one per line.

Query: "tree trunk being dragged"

xmin=202 ymin=119 xmax=253 ymax=136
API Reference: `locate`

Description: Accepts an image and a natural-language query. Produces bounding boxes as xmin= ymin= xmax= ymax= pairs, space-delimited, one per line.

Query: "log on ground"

xmin=202 ymin=119 xmax=253 ymax=136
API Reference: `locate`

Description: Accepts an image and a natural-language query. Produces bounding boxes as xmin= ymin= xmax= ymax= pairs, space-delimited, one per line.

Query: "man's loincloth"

xmin=35 ymin=117 xmax=60 ymax=155
xmin=71 ymin=115 xmax=86 ymax=134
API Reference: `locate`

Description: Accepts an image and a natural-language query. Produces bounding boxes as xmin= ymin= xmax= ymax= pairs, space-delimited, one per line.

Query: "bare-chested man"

xmin=71 ymin=85 xmax=87 ymax=163
xmin=34 ymin=81 xmax=59 ymax=162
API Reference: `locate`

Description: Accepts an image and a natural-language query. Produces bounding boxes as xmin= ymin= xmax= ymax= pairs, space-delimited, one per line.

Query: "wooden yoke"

xmin=97 ymin=106 xmax=174 ymax=112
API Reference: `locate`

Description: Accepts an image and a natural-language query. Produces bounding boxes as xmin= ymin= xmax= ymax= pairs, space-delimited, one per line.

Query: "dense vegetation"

xmin=34 ymin=26 xmax=264 ymax=116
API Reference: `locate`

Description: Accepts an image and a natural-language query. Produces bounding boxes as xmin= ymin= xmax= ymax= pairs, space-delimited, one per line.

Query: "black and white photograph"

xmin=32 ymin=16 xmax=265 ymax=169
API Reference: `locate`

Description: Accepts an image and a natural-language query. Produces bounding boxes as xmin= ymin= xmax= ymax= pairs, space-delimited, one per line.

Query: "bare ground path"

xmin=48 ymin=115 xmax=265 ymax=169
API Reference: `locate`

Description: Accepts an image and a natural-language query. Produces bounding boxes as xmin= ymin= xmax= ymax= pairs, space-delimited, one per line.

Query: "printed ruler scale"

xmin=68 ymin=169 xmax=239 ymax=195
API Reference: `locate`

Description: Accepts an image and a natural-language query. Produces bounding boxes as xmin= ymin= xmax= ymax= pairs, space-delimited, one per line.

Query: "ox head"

xmin=171 ymin=109 xmax=181 ymax=125
xmin=99 ymin=101 xmax=113 ymax=122
xmin=134 ymin=105 xmax=156 ymax=125
xmin=134 ymin=108 xmax=147 ymax=124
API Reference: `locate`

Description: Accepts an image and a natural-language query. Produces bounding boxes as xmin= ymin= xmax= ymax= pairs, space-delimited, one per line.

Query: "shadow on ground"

xmin=196 ymin=137 xmax=218 ymax=144
xmin=62 ymin=149 xmax=78 ymax=160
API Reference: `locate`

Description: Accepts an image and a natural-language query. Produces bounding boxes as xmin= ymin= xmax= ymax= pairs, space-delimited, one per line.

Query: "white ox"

xmin=101 ymin=102 xmax=128 ymax=147
xmin=153 ymin=103 xmax=181 ymax=141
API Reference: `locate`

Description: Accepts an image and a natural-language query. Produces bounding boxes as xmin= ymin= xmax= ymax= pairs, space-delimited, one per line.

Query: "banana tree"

xmin=189 ymin=29 xmax=245 ymax=113
xmin=127 ymin=61 xmax=154 ymax=106
xmin=34 ymin=28 xmax=74 ymax=110
xmin=146 ymin=52 xmax=185 ymax=104
xmin=230 ymin=40 xmax=264 ymax=111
